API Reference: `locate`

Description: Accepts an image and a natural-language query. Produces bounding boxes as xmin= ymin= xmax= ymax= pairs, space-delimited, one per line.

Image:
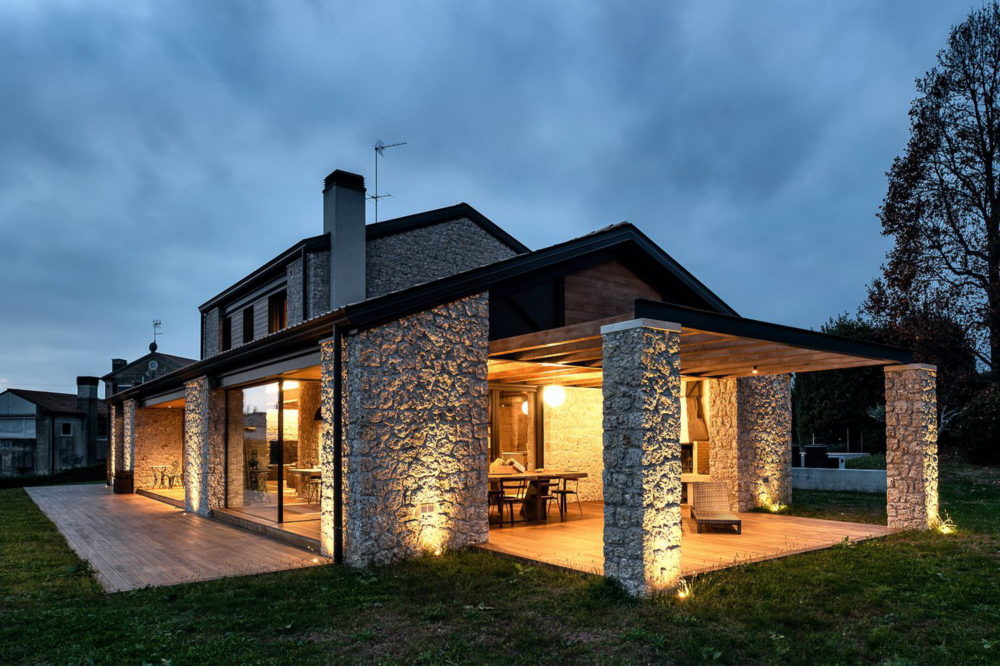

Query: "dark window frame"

xmin=242 ymin=307 xmax=254 ymax=344
xmin=221 ymin=315 xmax=233 ymax=351
xmin=268 ymin=291 xmax=288 ymax=334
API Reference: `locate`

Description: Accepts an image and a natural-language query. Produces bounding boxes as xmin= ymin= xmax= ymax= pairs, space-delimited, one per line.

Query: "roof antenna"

xmin=369 ymin=139 xmax=406 ymax=222
xmin=150 ymin=319 xmax=162 ymax=352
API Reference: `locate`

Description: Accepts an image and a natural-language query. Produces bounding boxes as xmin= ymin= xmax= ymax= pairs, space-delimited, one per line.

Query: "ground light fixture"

xmin=542 ymin=384 xmax=566 ymax=408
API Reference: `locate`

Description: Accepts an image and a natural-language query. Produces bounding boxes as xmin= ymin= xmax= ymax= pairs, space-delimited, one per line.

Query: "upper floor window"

xmin=243 ymin=307 xmax=254 ymax=344
xmin=268 ymin=291 xmax=287 ymax=334
xmin=222 ymin=315 xmax=233 ymax=351
xmin=60 ymin=422 xmax=73 ymax=437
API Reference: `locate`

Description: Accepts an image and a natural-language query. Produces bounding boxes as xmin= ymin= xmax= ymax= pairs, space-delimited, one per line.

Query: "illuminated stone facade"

xmin=183 ymin=376 xmax=226 ymax=516
xmin=122 ymin=399 xmax=136 ymax=471
xmin=342 ymin=294 xmax=490 ymax=567
xmin=131 ymin=407 xmax=184 ymax=489
xmin=109 ymin=403 xmax=124 ymax=479
xmin=543 ymin=386 xmax=604 ymax=502
xmin=601 ymin=319 xmax=682 ymax=596
xmin=707 ymin=375 xmax=791 ymax=512
xmin=884 ymin=364 xmax=939 ymax=530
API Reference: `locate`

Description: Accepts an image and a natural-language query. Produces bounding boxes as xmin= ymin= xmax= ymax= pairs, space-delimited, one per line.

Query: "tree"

xmin=866 ymin=2 xmax=1000 ymax=379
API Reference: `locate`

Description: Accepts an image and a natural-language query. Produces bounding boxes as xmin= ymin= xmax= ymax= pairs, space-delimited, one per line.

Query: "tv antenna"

xmin=369 ymin=139 xmax=406 ymax=222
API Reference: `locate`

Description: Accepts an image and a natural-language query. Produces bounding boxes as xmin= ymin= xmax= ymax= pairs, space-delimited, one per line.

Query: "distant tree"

xmin=866 ymin=2 xmax=1000 ymax=379
xmin=792 ymin=315 xmax=886 ymax=452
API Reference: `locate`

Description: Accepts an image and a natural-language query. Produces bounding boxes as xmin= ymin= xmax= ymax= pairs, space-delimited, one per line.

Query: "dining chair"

xmin=552 ymin=477 xmax=583 ymax=518
xmin=164 ymin=461 xmax=184 ymax=489
xmin=496 ymin=479 xmax=527 ymax=527
xmin=535 ymin=477 xmax=561 ymax=522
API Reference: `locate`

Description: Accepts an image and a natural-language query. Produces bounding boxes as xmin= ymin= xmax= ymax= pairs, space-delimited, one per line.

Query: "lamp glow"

xmin=542 ymin=385 xmax=566 ymax=408
xmin=521 ymin=400 xmax=529 ymax=416
xmin=751 ymin=365 xmax=759 ymax=375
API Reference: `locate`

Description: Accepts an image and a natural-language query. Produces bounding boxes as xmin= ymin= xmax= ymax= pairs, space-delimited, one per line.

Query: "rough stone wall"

xmin=286 ymin=257 xmax=305 ymax=326
xmin=183 ymin=376 xmax=226 ymax=516
xmin=738 ymin=375 xmax=792 ymax=511
xmin=202 ymin=308 xmax=220 ymax=359
xmin=297 ymin=381 xmax=321 ymax=467
xmin=110 ymin=403 xmax=124 ymax=479
xmin=132 ymin=407 xmax=184 ymax=489
xmin=122 ymin=399 xmax=136 ymax=472
xmin=601 ymin=321 xmax=682 ymax=596
xmin=225 ymin=390 xmax=245 ymax=509
xmin=319 ymin=339 xmax=338 ymax=558
xmin=884 ymin=365 xmax=939 ymax=530
xmin=366 ymin=219 xmax=518 ymax=298
xmin=707 ymin=376 xmax=792 ymax=512
xmin=707 ymin=378 xmax=741 ymax=512
xmin=306 ymin=250 xmax=330 ymax=319
xmin=342 ymin=293 xmax=490 ymax=566
xmin=543 ymin=386 xmax=604 ymax=501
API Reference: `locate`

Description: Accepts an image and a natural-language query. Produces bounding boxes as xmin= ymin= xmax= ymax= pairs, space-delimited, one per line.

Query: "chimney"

xmin=111 ymin=358 xmax=127 ymax=372
xmin=323 ymin=169 xmax=367 ymax=309
xmin=76 ymin=376 xmax=100 ymax=465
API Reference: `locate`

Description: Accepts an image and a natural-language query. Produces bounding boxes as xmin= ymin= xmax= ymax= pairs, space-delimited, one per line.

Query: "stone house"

xmin=107 ymin=169 xmax=939 ymax=596
xmin=0 ymin=377 xmax=106 ymax=476
xmin=101 ymin=344 xmax=196 ymax=399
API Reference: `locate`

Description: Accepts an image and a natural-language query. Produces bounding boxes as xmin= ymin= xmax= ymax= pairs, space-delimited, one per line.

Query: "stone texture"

xmin=543 ymin=386 xmax=604 ymax=501
xmin=109 ymin=403 xmax=123 ymax=478
xmin=342 ymin=293 xmax=490 ymax=566
xmin=366 ymin=219 xmax=519 ymax=298
xmin=297 ymin=381 xmax=321 ymax=467
xmin=122 ymin=399 xmax=136 ymax=472
xmin=201 ymin=308 xmax=220 ymax=359
xmin=132 ymin=407 xmax=184 ymax=489
xmin=286 ymin=257 xmax=305 ymax=326
xmin=225 ymin=390 xmax=245 ymax=509
xmin=884 ymin=365 xmax=939 ymax=530
xmin=306 ymin=250 xmax=330 ymax=319
xmin=707 ymin=375 xmax=792 ymax=512
xmin=601 ymin=321 xmax=682 ymax=596
xmin=183 ymin=376 xmax=226 ymax=516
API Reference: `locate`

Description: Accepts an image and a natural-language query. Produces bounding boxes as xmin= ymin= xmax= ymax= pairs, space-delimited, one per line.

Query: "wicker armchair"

xmin=690 ymin=482 xmax=742 ymax=534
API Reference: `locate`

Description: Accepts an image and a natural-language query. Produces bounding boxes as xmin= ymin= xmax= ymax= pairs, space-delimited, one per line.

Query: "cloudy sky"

xmin=0 ymin=1 xmax=974 ymax=394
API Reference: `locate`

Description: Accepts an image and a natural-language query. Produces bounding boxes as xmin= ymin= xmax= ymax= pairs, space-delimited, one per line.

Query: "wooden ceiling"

xmin=487 ymin=316 xmax=896 ymax=387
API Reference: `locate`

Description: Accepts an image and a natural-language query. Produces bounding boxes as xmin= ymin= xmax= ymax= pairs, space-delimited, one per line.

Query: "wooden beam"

xmin=488 ymin=316 xmax=621 ymax=356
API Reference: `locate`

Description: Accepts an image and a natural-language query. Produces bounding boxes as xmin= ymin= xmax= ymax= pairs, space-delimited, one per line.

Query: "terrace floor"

xmin=26 ymin=484 xmax=327 ymax=593
xmin=481 ymin=501 xmax=895 ymax=575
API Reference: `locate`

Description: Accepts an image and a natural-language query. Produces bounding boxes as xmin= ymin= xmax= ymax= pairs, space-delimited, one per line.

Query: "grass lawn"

xmin=1 ymin=464 xmax=997 ymax=665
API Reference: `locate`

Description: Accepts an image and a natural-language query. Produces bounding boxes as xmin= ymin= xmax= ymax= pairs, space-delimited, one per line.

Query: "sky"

xmin=0 ymin=0 xmax=976 ymax=394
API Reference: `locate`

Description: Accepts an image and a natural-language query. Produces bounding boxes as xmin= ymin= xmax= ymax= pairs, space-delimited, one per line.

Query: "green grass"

xmin=845 ymin=454 xmax=886 ymax=470
xmin=2 ymin=464 xmax=998 ymax=665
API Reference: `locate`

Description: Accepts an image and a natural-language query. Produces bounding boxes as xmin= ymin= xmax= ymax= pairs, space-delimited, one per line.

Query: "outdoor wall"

xmin=543 ymin=386 xmax=603 ymax=501
xmin=225 ymin=390 xmax=245 ymax=509
xmin=297 ymin=381 xmax=321 ymax=468
xmin=602 ymin=319 xmax=682 ymax=597
xmin=366 ymin=219 xmax=518 ymax=298
xmin=342 ymin=293 xmax=490 ymax=566
xmin=201 ymin=308 xmax=220 ymax=359
xmin=708 ymin=375 xmax=792 ymax=512
xmin=884 ymin=364 xmax=939 ymax=530
xmin=306 ymin=249 xmax=330 ymax=319
xmin=122 ymin=399 xmax=136 ymax=472
xmin=109 ymin=403 xmax=123 ymax=480
xmin=792 ymin=468 xmax=887 ymax=493
xmin=184 ymin=376 xmax=226 ymax=516
xmin=132 ymin=407 xmax=184 ymax=489
xmin=286 ymin=257 xmax=305 ymax=326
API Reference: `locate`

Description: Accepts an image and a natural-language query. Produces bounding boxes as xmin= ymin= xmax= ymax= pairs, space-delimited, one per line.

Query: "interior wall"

xmin=132 ymin=407 xmax=184 ymax=490
xmin=543 ymin=386 xmax=604 ymax=501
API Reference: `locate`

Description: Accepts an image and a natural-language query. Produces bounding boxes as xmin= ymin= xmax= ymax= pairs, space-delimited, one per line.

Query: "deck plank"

xmin=481 ymin=501 xmax=895 ymax=576
xmin=25 ymin=485 xmax=327 ymax=593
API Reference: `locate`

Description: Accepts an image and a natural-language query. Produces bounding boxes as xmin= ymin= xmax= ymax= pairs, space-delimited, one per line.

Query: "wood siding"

xmin=563 ymin=261 xmax=662 ymax=325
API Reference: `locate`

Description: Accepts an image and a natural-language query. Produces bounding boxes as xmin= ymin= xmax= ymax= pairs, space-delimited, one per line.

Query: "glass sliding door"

xmin=225 ymin=378 xmax=321 ymax=523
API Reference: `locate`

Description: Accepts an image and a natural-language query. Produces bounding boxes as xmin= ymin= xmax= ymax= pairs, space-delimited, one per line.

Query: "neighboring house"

xmin=108 ymin=169 xmax=939 ymax=596
xmin=101 ymin=343 xmax=196 ymax=398
xmin=0 ymin=377 xmax=107 ymax=476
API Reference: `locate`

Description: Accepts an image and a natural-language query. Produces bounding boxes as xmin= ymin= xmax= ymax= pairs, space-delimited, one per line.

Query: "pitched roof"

xmin=100 ymin=351 xmax=197 ymax=381
xmin=5 ymin=389 xmax=107 ymax=415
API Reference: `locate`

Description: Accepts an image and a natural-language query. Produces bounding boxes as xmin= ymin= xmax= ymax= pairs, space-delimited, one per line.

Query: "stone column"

xmin=884 ymin=364 xmax=939 ymax=530
xmin=225 ymin=390 xmax=245 ymax=509
xmin=342 ymin=294 xmax=490 ymax=567
xmin=707 ymin=375 xmax=792 ymax=512
xmin=601 ymin=319 xmax=682 ymax=597
xmin=184 ymin=376 xmax=226 ymax=516
xmin=122 ymin=399 xmax=137 ymax=472
xmin=319 ymin=338 xmax=339 ymax=559
xmin=109 ymin=403 xmax=124 ymax=480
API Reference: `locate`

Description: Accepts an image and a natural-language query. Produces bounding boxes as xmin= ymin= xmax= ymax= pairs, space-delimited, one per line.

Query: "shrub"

xmin=0 ymin=463 xmax=106 ymax=490
xmin=946 ymin=384 xmax=1000 ymax=465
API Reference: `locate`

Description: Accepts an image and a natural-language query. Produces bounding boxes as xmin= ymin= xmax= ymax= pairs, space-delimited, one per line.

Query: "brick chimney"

xmin=111 ymin=358 xmax=127 ymax=372
xmin=323 ymin=169 xmax=366 ymax=309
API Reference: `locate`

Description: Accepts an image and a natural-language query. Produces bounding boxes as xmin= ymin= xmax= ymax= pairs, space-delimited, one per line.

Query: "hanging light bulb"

xmin=542 ymin=385 xmax=565 ymax=408
xmin=752 ymin=365 xmax=759 ymax=375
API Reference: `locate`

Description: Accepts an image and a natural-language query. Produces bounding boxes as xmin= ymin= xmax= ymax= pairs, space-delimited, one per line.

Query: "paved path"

xmin=26 ymin=484 xmax=326 ymax=593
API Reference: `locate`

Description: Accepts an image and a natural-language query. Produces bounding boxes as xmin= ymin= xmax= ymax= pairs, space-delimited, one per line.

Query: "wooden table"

xmin=488 ymin=470 xmax=588 ymax=522
xmin=288 ymin=468 xmax=321 ymax=496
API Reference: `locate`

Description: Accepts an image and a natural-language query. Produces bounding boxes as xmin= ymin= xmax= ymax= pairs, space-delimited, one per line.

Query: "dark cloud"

xmin=0 ymin=0 xmax=971 ymax=392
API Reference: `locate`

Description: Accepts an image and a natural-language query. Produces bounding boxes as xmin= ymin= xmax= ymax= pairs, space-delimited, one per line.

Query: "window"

xmin=268 ymin=291 xmax=287 ymax=334
xmin=60 ymin=422 xmax=73 ymax=437
xmin=221 ymin=315 xmax=233 ymax=351
xmin=242 ymin=307 xmax=254 ymax=344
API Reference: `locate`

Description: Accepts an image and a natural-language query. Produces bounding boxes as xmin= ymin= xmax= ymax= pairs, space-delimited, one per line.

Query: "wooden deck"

xmin=481 ymin=501 xmax=895 ymax=576
xmin=25 ymin=484 xmax=328 ymax=593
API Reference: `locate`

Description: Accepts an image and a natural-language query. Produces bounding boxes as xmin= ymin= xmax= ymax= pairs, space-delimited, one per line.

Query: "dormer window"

xmin=268 ymin=291 xmax=287 ymax=334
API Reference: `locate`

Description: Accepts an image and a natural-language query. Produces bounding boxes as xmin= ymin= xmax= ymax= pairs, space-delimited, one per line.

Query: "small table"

xmin=488 ymin=470 xmax=588 ymax=522
xmin=288 ymin=468 xmax=321 ymax=496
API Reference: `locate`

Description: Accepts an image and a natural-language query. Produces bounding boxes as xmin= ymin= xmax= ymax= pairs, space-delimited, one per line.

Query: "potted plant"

xmin=113 ymin=470 xmax=134 ymax=494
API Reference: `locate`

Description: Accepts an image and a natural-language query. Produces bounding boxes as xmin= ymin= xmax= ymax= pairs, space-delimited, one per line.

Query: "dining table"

xmin=487 ymin=469 xmax=588 ymax=522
